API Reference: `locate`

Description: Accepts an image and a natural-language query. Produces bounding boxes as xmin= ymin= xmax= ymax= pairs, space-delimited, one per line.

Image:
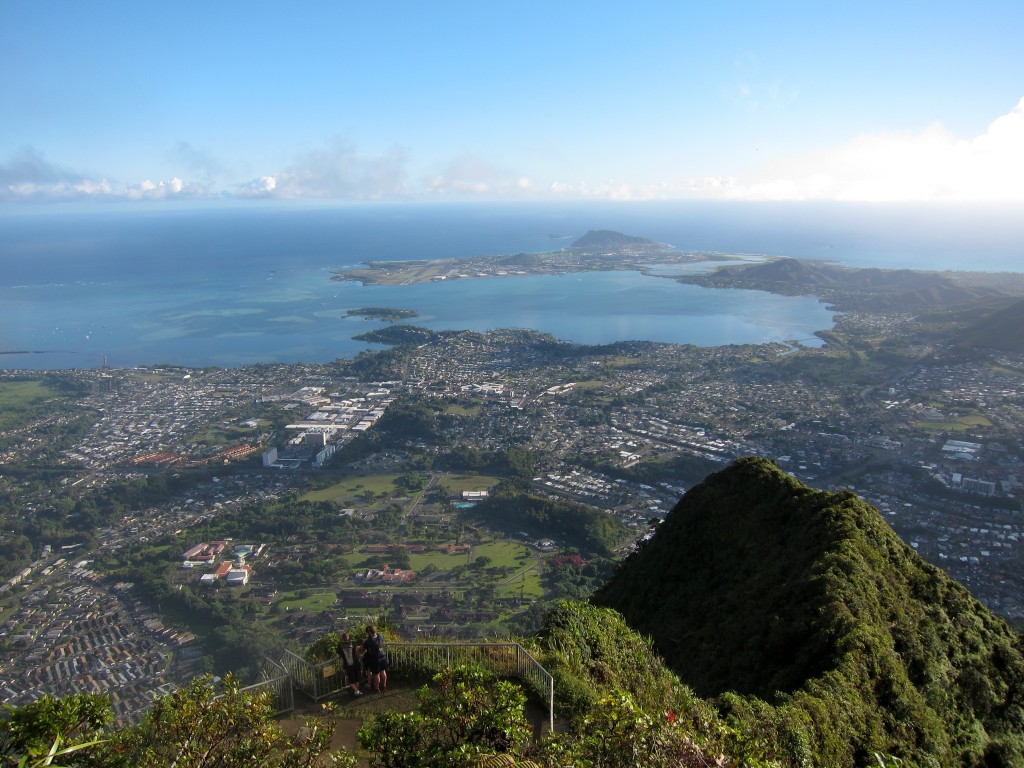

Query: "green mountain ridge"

xmin=6 ymin=458 xmax=1024 ymax=768
xmin=958 ymin=297 xmax=1024 ymax=353
xmin=698 ymin=257 xmax=1002 ymax=310
xmin=592 ymin=456 xmax=1024 ymax=767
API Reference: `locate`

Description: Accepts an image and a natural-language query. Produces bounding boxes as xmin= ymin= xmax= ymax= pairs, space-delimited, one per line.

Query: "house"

xmin=362 ymin=565 xmax=415 ymax=583
xmin=225 ymin=566 xmax=251 ymax=586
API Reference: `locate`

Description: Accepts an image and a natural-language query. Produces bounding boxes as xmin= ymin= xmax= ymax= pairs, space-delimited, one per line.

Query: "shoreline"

xmin=330 ymin=248 xmax=751 ymax=287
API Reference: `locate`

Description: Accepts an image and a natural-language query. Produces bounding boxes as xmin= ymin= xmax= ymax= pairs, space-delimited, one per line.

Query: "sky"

xmin=2 ymin=0 xmax=1023 ymax=205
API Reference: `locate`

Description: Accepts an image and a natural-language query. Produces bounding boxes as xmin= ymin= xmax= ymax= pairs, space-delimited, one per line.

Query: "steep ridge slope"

xmin=592 ymin=456 xmax=1024 ymax=767
xmin=958 ymin=297 xmax=1024 ymax=353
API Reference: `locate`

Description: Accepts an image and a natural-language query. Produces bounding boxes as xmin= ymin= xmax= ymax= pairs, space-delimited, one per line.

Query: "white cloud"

xmin=0 ymin=147 xmax=211 ymax=202
xmin=125 ymin=177 xmax=208 ymax=200
xmin=0 ymin=148 xmax=111 ymax=202
xmin=540 ymin=100 xmax=1024 ymax=203
xmin=422 ymin=154 xmax=535 ymax=198
xmin=235 ymin=175 xmax=278 ymax=198
xmin=719 ymin=97 xmax=1024 ymax=202
xmin=236 ymin=141 xmax=407 ymax=199
xmin=7 ymin=98 xmax=1022 ymax=205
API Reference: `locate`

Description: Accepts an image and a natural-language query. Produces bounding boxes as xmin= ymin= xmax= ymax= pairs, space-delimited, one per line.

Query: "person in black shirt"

xmin=362 ymin=624 xmax=388 ymax=692
xmin=337 ymin=631 xmax=363 ymax=696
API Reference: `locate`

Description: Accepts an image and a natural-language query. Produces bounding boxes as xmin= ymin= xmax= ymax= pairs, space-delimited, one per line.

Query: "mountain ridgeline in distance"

xmin=592 ymin=456 xmax=1024 ymax=768
xmin=693 ymin=256 xmax=1004 ymax=311
xmin=959 ymin=297 xmax=1024 ymax=354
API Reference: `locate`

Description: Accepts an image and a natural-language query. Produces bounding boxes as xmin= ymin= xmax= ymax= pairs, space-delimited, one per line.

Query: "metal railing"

xmin=388 ymin=642 xmax=554 ymax=732
xmin=281 ymin=649 xmax=345 ymax=703
xmin=223 ymin=658 xmax=295 ymax=715
xmin=281 ymin=642 xmax=555 ymax=732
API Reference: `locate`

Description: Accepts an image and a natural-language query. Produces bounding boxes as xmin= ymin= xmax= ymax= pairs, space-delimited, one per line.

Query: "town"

xmin=1 ymin=286 xmax=1023 ymax=722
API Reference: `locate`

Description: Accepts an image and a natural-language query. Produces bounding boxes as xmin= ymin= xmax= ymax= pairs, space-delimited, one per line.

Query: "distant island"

xmin=345 ymin=307 xmax=419 ymax=322
xmin=331 ymin=235 xmax=1024 ymax=350
xmin=331 ymin=229 xmax=711 ymax=286
xmin=569 ymin=228 xmax=664 ymax=249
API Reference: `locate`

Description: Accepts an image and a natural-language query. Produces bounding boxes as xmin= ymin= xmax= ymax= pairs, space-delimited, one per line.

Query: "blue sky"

xmin=2 ymin=0 xmax=1023 ymax=204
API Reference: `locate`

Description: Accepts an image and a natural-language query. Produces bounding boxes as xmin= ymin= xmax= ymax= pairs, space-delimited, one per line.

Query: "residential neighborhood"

xmin=2 ymin=313 xmax=1023 ymax=722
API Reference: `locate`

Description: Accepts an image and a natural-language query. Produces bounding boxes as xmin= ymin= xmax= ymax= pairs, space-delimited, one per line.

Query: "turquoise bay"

xmin=1 ymin=263 xmax=833 ymax=370
xmin=351 ymin=270 xmax=832 ymax=349
xmin=20 ymin=198 xmax=1024 ymax=369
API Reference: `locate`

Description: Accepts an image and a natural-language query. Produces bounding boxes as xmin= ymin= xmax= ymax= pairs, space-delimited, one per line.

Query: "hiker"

xmin=337 ymin=631 xmax=363 ymax=696
xmin=362 ymin=624 xmax=388 ymax=692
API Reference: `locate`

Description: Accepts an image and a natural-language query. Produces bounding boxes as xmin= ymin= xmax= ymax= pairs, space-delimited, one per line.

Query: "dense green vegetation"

xmin=594 ymin=457 xmax=1024 ymax=767
xmin=0 ymin=469 xmax=217 ymax=579
xmin=0 ymin=374 xmax=89 ymax=428
xmin=0 ymin=600 xmax=894 ymax=768
xmin=0 ymin=375 xmax=95 ymax=465
xmin=346 ymin=306 xmax=420 ymax=322
xmin=352 ymin=324 xmax=450 ymax=346
xmin=7 ymin=448 xmax=1024 ymax=766
xmin=7 ymin=560 xmax=1021 ymax=767
xmin=474 ymin=481 xmax=629 ymax=558
xmin=0 ymin=676 xmax=353 ymax=767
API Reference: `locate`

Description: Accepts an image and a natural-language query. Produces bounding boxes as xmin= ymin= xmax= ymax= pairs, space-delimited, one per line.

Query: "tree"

xmin=0 ymin=678 xmax=358 ymax=768
xmin=358 ymin=665 xmax=530 ymax=768
xmin=111 ymin=675 xmax=356 ymax=768
xmin=0 ymin=693 xmax=112 ymax=768
xmin=306 ymin=632 xmax=341 ymax=663
xmin=398 ymin=473 xmax=426 ymax=492
xmin=386 ymin=545 xmax=411 ymax=569
xmin=505 ymin=446 xmax=538 ymax=480
xmin=534 ymin=691 xmax=722 ymax=768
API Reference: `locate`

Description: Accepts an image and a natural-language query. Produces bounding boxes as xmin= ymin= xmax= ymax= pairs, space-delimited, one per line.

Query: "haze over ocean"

xmin=2 ymin=202 xmax=1022 ymax=370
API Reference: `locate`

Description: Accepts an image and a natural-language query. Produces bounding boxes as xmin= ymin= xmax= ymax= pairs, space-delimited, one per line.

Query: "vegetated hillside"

xmin=958 ymin=297 xmax=1024 ymax=353
xmin=705 ymin=257 xmax=1001 ymax=310
xmin=592 ymin=456 xmax=1024 ymax=767
xmin=569 ymin=229 xmax=661 ymax=250
xmin=351 ymin=323 xmax=450 ymax=346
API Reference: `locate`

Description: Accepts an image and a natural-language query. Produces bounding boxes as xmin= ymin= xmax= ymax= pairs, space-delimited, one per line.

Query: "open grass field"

xmin=275 ymin=590 xmax=338 ymax=613
xmin=437 ymin=474 xmax=502 ymax=494
xmin=300 ymin=474 xmax=402 ymax=503
xmin=0 ymin=380 xmax=57 ymax=428
xmin=339 ymin=538 xmax=535 ymax=575
xmin=338 ymin=547 xmax=472 ymax=572
xmin=193 ymin=423 xmax=261 ymax=447
xmin=444 ymin=403 xmax=480 ymax=416
xmin=470 ymin=540 xmax=532 ymax=570
xmin=404 ymin=550 xmax=472 ymax=570
xmin=476 ymin=541 xmax=543 ymax=599
xmin=916 ymin=414 xmax=992 ymax=431
xmin=570 ymin=379 xmax=606 ymax=391
xmin=128 ymin=370 xmax=188 ymax=384
xmin=493 ymin=567 xmax=543 ymax=600
xmin=988 ymin=363 xmax=1024 ymax=377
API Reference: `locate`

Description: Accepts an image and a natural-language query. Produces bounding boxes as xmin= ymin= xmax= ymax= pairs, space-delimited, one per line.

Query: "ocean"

xmin=2 ymin=201 xmax=1022 ymax=370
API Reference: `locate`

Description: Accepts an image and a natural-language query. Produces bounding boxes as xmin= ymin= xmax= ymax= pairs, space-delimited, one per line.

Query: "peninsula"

xmin=331 ymin=229 xmax=730 ymax=286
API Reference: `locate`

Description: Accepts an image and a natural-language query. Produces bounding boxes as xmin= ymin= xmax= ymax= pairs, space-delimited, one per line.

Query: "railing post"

xmin=549 ymin=675 xmax=554 ymax=734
